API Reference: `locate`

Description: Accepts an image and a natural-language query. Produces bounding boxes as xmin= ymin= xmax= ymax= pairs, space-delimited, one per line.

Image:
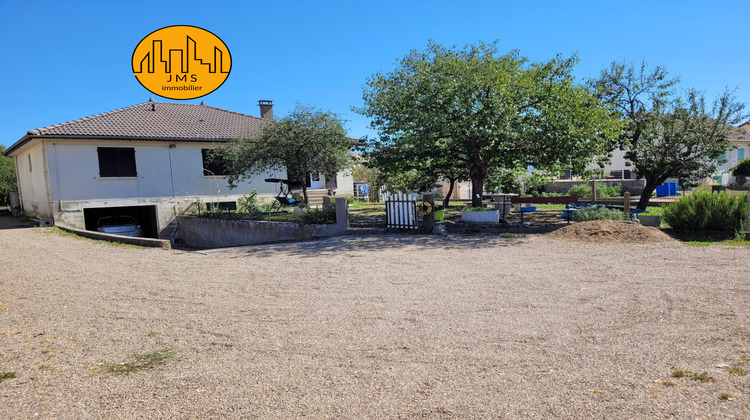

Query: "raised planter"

xmin=177 ymin=197 xmax=349 ymax=249
xmin=461 ymin=209 xmax=500 ymax=224
xmin=639 ymin=214 xmax=662 ymax=227
xmin=177 ymin=216 xmax=347 ymax=248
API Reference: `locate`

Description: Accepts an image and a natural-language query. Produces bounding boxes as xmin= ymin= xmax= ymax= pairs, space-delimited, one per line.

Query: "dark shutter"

xmin=98 ymin=147 xmax=137 ymax=177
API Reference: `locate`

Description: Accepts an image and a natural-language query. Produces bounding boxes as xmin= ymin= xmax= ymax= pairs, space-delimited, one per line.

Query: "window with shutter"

xmin=97 ymin=147 xmax=137 ymax=177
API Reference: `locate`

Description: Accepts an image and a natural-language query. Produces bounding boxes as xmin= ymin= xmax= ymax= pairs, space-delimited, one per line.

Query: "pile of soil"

xmin=546 ymin=220 xmax=674 ymax=243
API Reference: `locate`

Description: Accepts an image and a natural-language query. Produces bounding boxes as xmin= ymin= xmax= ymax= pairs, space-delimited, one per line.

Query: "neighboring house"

xmin=713 ymin=121 xmax=750 ymax=185
xmin=3 ymin=99 xmax=353 ymax=239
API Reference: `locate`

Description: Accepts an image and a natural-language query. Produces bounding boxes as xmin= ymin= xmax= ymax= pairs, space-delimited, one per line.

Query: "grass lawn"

xmin=688 ymin=184 xmax=750 ymax=196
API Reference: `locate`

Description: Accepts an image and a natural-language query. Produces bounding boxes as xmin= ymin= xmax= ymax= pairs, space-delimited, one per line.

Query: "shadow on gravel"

xmin=218 ymin=232 xmax=527 ymax=259
xmin=0 ymin=214 xmax=36 ymax=230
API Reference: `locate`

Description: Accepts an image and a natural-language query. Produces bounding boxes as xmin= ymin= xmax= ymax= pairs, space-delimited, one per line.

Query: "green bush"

xmin=567 ymin=183 xmax=622 ymax=198
xmin=300 ymin=208 xmax=336 ymax=224
xmin=662 ymin=192 xmax=748 ymax=231
xmin=529 ymin=191 xmax=565 ymax=197
xmin=567 ymin=184 xmax=591 ymax=198
xmin=237 ymin=190 xmax=260 ymax=213
xmin=731 ymin=158 xmax=750 ymax=185
xmin=0 ymin=146 xmax=17 ymax=207
xmin=597 ymin=183 xmax=623 ymax=197
xmin=572 ymin=207 xmax=625 ymax=222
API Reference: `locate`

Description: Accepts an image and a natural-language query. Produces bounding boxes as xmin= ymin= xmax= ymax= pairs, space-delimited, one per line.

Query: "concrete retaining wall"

xmin=177 ymin=216 xmax=347 ymax=249
xmin=176 ymin=197 xmax=350 ymax=249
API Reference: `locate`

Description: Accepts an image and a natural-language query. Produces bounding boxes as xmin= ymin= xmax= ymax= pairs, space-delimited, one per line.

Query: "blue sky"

xmin=1 ymin=0 xmax=749 ymax=148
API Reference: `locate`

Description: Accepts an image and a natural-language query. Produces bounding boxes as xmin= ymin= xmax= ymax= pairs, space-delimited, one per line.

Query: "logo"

xmin=132 ymin=25 xmax=231 ymax=100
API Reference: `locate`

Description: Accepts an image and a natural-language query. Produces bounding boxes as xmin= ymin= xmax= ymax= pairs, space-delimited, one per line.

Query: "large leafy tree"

xmin=357 ymin=41 xmax=621 ymax=207
xmin=0 ymin=146 xmax=17 ymax=207
xmin=217 ymin=104 xmax=352 ymax=204
xmin=364 ymin=133 xmax=470 ymax=207
xmin=594 ymin=61 xmax=747 ymax=209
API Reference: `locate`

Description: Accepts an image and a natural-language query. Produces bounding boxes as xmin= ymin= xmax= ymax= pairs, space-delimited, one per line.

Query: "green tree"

xmin=357 ymin=41 xmax=621 ymax=207
xmin=594 ymin=61 xmax=747 ymax=209
xmin=0 ymin=146 xmax=17 ymax=207
xmin=216 ymin=104 xmax=352 ymax=204
xmin=364 ymin=133 xmax=470 ymax=207
xmin=731 ymin=158 xmax=750 ymax=185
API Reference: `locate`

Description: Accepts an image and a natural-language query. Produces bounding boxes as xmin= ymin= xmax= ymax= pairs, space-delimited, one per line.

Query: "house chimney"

xmin=258 ymin=100 xmax=274 ymax=120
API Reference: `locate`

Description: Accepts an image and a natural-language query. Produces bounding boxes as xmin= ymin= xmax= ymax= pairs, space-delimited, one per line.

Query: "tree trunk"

xmin=637 ymin=176 xmax=663 ymax=210
xmin=301 ymin=184 xmax=309 ymax=204
xmin=471 ymin=175 xmax=485 ymax=208
xmin=443 ymin=177 xmax=457 ymax=208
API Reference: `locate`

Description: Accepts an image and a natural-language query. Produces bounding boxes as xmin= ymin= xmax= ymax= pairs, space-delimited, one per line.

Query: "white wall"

xmin=715 ymin=143 xmax=748 ymax=184
xmin=14 ymin=142 xmax=52 ymax=217
xmin=333 ymin=169 xmax=354 ymax=196
xmin=46 ymin=140 xmax=282 ymax=202
xmin=588 ymin=148 xmax=631 ymax=177
xmin=15 ymin=138 xmax=354 ymax=236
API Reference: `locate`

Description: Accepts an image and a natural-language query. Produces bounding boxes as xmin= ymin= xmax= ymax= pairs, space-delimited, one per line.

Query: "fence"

xmin=385 ymin=192 xmax=418 ymax=229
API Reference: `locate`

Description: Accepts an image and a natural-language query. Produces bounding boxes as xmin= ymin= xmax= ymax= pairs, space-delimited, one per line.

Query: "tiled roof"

xmin=26 ymin=100 xmax=268 ymax=140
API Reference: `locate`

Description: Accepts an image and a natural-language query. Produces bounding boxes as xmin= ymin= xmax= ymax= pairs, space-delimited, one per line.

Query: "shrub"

xmin=300 ymin=208 xmax=336 ymax=224
xmin=567 ymin=184 xmax=591 ymax=198
xmin=237 ymin=190 xmax=260 ymax=213
xmin=662 ymin=192 xmax=748 ymax=231
xmin=572 ymin=207 xmax=625 ymax=222
xmin=597 ymin=183 xmax=623 ymax=197
xmin=0 ymin=146 xmax=17 ymax=207
xmin=731 ymin=158 xmax=750 ymax=185
xmin=567 ymin=183 xmax=622 ymax=198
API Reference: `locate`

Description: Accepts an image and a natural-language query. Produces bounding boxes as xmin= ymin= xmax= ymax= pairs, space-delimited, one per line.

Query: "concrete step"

xmin=294 ymin=189 xmax=329 ymax=207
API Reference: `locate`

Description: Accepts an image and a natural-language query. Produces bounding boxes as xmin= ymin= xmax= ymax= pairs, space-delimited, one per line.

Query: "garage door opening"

xmin=83 ymin=205 xmax=158 ymax=239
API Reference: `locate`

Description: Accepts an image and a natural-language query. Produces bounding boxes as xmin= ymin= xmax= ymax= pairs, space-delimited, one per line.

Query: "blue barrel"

xmin=667 ymin=182 xmax=677 ymax=196
xmin=656 ymin=184 xmax=669 ymax=197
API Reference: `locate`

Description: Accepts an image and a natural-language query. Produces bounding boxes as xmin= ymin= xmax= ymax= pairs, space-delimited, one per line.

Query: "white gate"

xmin=385 ymin=192 xmax=418 ymax=229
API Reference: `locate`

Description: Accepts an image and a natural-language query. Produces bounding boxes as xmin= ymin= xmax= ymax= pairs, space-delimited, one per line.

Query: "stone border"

xmin=56 ymin=224 xmax=172 ymax=249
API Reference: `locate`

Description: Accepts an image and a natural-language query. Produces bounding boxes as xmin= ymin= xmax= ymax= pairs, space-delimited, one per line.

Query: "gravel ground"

xmin=1 ymin=217 xmax=749 ymax=419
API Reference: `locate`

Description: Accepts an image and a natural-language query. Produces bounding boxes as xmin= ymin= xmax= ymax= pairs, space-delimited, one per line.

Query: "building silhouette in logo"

xmin=134 ymin=36 xmax=229 ymax=74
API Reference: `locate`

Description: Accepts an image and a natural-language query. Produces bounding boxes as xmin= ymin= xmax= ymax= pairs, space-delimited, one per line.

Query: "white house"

xmin=713 ymin=121 xmax=750 ymax=185
xmin=3 ymin=99 xmax=353 ymax=239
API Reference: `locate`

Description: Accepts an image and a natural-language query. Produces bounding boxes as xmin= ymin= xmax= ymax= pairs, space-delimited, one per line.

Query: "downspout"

xmin=40 ymin=140 xmax=55 ymax=219
xmin=168 ymin=145 xmax=176 ymax=197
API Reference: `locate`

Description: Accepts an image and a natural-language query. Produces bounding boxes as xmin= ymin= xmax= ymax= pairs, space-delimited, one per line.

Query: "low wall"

xmin=544 ymin=179 xmax=646 ymax=195
xmin=176 ymin=197 xmax=350 ymax=249
xmin=56 ymin=224 xmax=172 ymax=249
xmin=176 ymin=216 xmax=347 ymax=249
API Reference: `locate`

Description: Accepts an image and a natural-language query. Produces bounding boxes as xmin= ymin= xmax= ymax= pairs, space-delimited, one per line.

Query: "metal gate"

xmin=385 ymin=192 xmax=418 ymax=229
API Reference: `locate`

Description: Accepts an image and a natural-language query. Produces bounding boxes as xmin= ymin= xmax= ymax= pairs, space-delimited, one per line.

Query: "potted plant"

xmin=461 ymin=206 xmax=500 ymax=224
xmin=434 ymin=205 xmax=445 ymax=221
xmin=638 ymin=211 xmax=662 ymax=227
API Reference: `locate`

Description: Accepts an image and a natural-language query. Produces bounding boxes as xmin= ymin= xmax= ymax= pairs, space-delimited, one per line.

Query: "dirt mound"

xmin=546 ymin=220 xmax=674 ymax=243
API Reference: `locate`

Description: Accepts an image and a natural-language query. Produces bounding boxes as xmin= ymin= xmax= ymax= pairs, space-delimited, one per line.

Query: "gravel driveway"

xmin=1 ymin=218 xmax=749 ymax=418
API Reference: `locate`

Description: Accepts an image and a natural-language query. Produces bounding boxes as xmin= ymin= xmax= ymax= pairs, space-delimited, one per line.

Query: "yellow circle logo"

xmin=132 ymin=25 xmax=232 ymax=100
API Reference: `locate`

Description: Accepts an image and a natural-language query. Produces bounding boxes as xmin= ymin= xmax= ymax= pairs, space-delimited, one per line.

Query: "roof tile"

xmin=27 ymin=101 xmax=268 ymax=140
